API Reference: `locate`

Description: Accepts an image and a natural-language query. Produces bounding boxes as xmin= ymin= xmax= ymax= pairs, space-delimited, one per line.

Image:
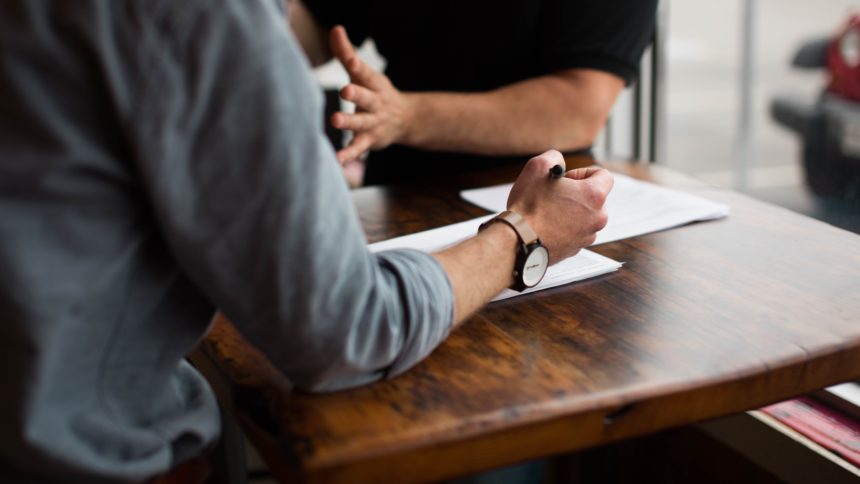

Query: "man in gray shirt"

xmin=0 ymin=0 xmax=612 ymax=482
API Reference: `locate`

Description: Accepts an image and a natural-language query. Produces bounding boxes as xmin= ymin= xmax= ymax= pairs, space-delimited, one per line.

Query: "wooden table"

xmin=196 ymin=158 xmax=860 ymax=483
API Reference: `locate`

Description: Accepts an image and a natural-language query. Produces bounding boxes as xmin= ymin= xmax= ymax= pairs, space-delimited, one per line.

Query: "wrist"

xmin=479 ymin=211 xmax=550 ymax=291
xmin=480 ymin=219 xmax=520 ymax=250
xmin=478 ymin=222 xmax=519 ymax=284
xmin=398 ymin=92 xmax=423 ymax=146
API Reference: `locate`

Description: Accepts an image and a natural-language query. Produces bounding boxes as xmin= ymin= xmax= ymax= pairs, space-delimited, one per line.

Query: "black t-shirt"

xmin=304 ymin=0 xmax=657 ymax=185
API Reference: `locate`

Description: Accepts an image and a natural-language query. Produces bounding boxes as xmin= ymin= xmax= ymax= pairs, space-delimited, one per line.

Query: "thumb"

xmin=569 ymin=167 xmax=614 ymax=200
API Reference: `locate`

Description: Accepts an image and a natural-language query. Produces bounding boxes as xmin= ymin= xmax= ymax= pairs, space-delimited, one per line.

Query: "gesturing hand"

xmin=507 ymin=150 xmax=613 ymax=264
xmin=329 ymin=26 xmax=414 ymax=164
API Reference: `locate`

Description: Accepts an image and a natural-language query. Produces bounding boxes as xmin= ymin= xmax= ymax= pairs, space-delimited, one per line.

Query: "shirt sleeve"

xmin=300 ymin=0 xmax=371 ymax=45
xmin=537 ymin=0 xmax=658 ymax=84
xmin=128 ymin=0 xmax=453 ymax=392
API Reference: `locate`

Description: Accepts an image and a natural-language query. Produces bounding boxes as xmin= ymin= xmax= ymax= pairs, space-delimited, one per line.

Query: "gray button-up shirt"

xmin=0 ymin=1 xmax=454 ymax=481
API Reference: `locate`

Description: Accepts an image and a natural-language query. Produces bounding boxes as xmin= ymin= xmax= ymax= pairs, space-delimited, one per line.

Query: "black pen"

xmin=549 ymin=164 xmax=565 ymax=179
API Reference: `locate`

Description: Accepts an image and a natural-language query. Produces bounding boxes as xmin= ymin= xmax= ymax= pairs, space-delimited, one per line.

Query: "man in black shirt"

xmin=290 ymin=0 xmax=658 ymax=185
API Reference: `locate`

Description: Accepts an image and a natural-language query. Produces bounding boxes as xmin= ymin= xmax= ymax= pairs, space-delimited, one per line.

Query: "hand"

xmin=329 ymin=26 xmax=414 ymax=164
xmin=507 ymin=150 xmax=613 ymax=264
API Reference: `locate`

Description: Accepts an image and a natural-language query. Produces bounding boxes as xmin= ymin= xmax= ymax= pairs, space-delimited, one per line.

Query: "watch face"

xmin=522 ymin=245 xmax=549 ymax=288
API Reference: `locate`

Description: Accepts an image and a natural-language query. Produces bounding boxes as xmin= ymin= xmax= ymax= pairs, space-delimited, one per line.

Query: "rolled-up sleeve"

xmin=127 ymin=0 xmax=454 ymax=392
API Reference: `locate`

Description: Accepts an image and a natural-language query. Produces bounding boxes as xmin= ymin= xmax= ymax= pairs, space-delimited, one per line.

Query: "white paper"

xmin=368 ymin=217 xmax=622 ymax=302
xmin=460 ymin=173 xmax=730 ymax=246
xmin=368 ymin=215 xmax=494 ymax=253
xmin=826 ymin=383 xmax=860 ymax=409
xmin=489 ymin=250 xmax=621 ymax=301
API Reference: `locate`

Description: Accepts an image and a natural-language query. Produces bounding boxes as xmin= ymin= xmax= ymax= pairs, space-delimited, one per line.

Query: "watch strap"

xmin=479 ymin=210 xmax=539 ymax=245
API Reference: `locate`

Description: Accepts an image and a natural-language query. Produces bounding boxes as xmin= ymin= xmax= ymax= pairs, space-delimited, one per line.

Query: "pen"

xmin=549 ymin=164 xmax=565 ymax=179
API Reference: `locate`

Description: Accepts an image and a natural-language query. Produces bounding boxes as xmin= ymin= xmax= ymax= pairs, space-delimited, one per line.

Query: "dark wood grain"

xmin=197 ymin=158 xmax=860 ymax=483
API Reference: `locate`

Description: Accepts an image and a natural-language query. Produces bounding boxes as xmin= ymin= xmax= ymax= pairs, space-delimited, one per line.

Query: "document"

xmin=368 ymin=217 xmax=622 ymax=302
xmin=460 ymin=173 xmax=730 ymax=246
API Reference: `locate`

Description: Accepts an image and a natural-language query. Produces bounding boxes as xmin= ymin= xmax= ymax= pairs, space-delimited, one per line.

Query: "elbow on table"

xmin=277 ymin=303 xmax=406 ymax=394
xmin=270 ymin=250 xmax=452 ymax=394
xmin=290 ymin=366 xmax=383 ymax=394
xmin=281 ymin=335 xmax=389 ymax=394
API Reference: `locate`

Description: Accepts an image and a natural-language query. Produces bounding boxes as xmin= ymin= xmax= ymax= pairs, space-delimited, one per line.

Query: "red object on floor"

xmin=828 ymin=15 xmax=860 ymax=102
xmin=761 ymin=396 xmax=860 ymax=467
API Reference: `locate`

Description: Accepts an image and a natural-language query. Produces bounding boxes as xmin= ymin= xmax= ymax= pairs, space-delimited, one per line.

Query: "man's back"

xmin=0 ymin=1 xmax=459 ymax=480
xmin=0 ymin=2 xmax=220 ymax=480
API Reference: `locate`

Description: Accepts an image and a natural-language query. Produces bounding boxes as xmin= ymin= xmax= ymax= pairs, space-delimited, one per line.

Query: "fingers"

xmin=582 ymin=168 xmax=615 ymax=200
xmin=566 ymin=166 xmax=613 ymax=190
xmin=523 ymin=152 xmax=613 ymax=195
xmin=347 ymin=57 xmax=377 ymax=87
xmin=330 ymin=27 xmax=380 ymax=87
xmin=592 ymin=209 xmax=609 ymax=232
xmin=330 ymin=27 xmax=376 ymax=84
xmin=329 ymin=26 xmax=356 ymax=68
xmin=331 ymin=112 xmax=375 ymax=131
xmin=531 ymin=149 xmax=565 ymax=170
xmin=533 ymin=149 xmax=565 ymax=162
xmin=564 ymin=166 xmax=614 ymax=208
xmin=521 ymin=150 xmax=564 ymax=178
xmin=339 ymin=84 xmax=377 ymax=111
xmin=336 ymin=134 xmax=373 ymax=164
xmin=565 ymin=166 xmax=604 ymax=180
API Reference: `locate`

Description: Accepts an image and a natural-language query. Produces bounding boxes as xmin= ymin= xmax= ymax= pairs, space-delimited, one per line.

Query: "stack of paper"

xmin=368 ymin=173 xmax=729 ymax=301
xmin=460 ymin=173 xmax=730 ymax=246
xmin=368 ymin=218 xmax=622 ymax=302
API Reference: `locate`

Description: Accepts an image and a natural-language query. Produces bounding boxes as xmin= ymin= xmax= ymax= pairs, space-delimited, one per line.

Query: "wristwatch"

xmin=479 ymin=210 xmax=549 ymax=291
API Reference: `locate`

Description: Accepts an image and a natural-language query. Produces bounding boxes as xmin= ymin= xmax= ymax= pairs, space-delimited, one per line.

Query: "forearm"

xmin=286 ymin=0 xmax=331 ymax=66
xmin=432 ymin=223 xmax=517 ymax=325
xmin=402 ymin=70 xmax=623 ymax=156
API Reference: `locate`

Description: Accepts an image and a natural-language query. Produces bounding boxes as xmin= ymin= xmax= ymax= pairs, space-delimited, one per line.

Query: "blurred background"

xmin=315 ymin=0 xmax=860 ymax=233
xmin=597 ymin=0 xmax=860 ymax=233
xmin=662 ymin=0 xmax=860 ymax=233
